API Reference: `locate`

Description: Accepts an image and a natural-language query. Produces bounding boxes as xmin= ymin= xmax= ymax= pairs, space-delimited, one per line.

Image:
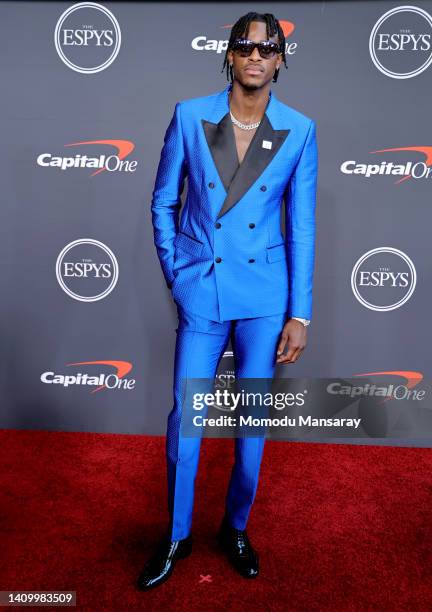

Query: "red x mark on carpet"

xmin=199 ymin=574 xmax=212 ymax=583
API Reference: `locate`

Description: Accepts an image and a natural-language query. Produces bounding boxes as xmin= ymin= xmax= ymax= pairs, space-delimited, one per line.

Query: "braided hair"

xmin=221 ymin=12 xmax=287 ymax=83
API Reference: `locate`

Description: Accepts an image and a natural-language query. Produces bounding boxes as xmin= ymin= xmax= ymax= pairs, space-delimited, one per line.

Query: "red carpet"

xmin=0 ymin=429 xmax=431 ymax=610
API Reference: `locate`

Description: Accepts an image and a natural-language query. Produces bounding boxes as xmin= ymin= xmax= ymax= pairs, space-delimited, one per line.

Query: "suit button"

xmin=260 ymin=185 xmax=267 ymax=191
xmin=215 ymin=222 xmax=221 ymax=229
xmin=208 ymin=182 xmax=215 ymax=189
xmin=215 ymin=257 xmax=222 ymax=263
xmin=248 ymin=258 xmax=255 ymax=263
xmin=249 ymin=223 xmax=255 ymax=229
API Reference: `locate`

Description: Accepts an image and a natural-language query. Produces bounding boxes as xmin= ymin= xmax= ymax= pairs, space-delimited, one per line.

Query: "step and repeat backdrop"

xmin=1 ymin=1 xmax=431 ymax=443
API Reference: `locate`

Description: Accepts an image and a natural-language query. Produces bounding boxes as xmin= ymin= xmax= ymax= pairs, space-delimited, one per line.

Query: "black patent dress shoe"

xmin=218 ymin=517 xmax=259 ymax=578
xmin=136 ymin=533 xmax=193 ymax=591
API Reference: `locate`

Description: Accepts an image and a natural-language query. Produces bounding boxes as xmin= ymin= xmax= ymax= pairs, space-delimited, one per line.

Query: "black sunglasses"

xmin=231 ymin=38 xmax=281 ymax=59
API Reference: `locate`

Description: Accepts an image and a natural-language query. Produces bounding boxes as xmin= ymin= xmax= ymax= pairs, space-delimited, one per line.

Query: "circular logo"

xmin=56 ymin=238 xmax=119 ymax=302
xmin=54 ymin=2 xmax=121 ymax=73
xmin=369 ymin=5 xmax=432 ymax=79
xmin=216 ymin=350 xmax=235 ymax=390
xmin=351 ymin=247 xmax=416 ymax=311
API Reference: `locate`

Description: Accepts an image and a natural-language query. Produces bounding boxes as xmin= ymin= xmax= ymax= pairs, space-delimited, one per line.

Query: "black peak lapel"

xmin=203 ymin=110 xmax=290 ymax=220
xmin=218 ymin=115 xmax=290 ymax=219
xmin=201 ymin=113 xmax=239 ymax=192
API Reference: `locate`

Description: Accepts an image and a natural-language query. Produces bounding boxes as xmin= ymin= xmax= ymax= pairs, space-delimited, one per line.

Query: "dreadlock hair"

xmin=221 ymin=12 xmax=288 ymax=84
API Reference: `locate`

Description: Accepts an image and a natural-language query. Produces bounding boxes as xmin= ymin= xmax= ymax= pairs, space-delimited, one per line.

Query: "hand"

xmin=276 ymin=318 xmax=307 ymax=364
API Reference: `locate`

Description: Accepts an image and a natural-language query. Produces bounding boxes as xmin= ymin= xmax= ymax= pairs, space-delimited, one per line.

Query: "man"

xmin=137 ymin=11 xmax=318 ymax=590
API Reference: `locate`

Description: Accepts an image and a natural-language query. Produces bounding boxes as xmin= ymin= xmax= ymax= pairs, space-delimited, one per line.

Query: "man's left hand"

xmin=276 ymin=319 xmax=307 ymax=364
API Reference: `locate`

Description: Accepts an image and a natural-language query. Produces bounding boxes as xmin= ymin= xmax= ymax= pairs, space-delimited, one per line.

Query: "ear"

xmin=227 ymin=48 xmax=233 ymax=64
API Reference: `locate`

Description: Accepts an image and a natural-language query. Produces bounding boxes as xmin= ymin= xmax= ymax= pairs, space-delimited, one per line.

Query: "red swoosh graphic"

xmin=66 ymin=360 xmax=133 ymax=393
xmin=370 ymin=146 xmax=432 ymax=184
xmin=221 ymin=20 xmax=295 ymax=38
xmin=353 ymin=370 xmax=423 ymax=404
xmin=64 ymin=140 xmax=135 ymax=177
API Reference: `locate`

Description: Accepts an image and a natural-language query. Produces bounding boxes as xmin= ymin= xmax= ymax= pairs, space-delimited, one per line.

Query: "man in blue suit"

xmin=137 ymin=11 xmax=318 ymax=590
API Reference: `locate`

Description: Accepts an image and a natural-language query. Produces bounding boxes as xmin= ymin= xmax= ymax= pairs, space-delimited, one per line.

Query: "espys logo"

xmin=41 ymin=360 xmax=136 ymax=392
xmin=54 ymin=2 xmax=121 ymax=73
xmin=351 ymin=247 xmax=416 ymax=311
xmin=191 ymin=20 xmax=297 ymax=55
xmin=369 ymin=5 xmax=432 ymax=78
xmin=216 ymin=350 xmax=235 ymax=390
xmin=56 ymin=239 xmax=119 ymax=302
xmin=340 ymin=146 xmax=432 ymax=183
xmin=37 ymin=140 xmax=137 ymax=176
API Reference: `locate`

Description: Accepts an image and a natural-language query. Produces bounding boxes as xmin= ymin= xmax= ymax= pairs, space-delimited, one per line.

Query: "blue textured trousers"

xmin=166 ymin=305 xmax=287 ymax=540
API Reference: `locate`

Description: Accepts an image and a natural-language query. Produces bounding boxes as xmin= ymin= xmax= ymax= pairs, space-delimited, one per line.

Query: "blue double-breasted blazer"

xmin=151 ymin=82 xmax=318 ymax=322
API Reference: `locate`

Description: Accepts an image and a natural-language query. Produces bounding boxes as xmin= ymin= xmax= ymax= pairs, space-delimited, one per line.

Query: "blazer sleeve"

xmin=284 ymin=119 xmax=318 ymax=320
xmin=151 ymin=102 xmax=188 ymax=289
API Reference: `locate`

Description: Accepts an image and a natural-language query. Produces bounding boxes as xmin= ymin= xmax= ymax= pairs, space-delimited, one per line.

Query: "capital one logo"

xmin=192 ymin=20 xmax=298 ymax=56
xmin=54 ymin=2 xmax=121 ymax=73
xmin=351 ymin=247 xmax=416 ymax=311
xmin=37 ymin=139 xmax=137 ymax=176
xmin=369 ymin=5 xmax=432 ymax=78
xmin=41 ymin=360 xmax=136 ymax=393
xmin=340 ymin=145 xmax=432 ymax=184
xmin=56 ymin=239 xmax=119 ymax=302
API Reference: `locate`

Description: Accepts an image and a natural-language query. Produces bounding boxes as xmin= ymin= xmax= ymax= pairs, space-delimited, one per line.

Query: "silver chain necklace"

xmin=229 ymin=109 xmax=261 ymax=131
xmin=228 ymin=93 xmax=269 ymax=130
